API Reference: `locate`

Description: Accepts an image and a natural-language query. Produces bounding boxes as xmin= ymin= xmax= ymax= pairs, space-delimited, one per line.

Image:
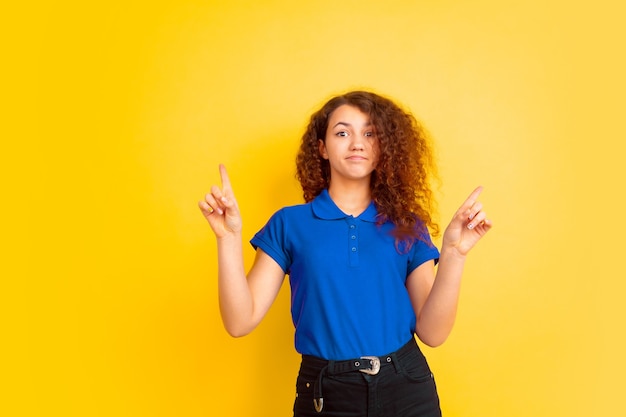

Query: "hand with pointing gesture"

xmin=198 ymin=164 xmax=242 ymax=238
xmin=442 ymin=186 xmax=493 ymax=256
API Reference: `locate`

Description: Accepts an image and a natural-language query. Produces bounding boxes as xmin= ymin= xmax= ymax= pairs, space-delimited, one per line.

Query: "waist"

xmin=300 ymin=337 xmax=419 ymax=376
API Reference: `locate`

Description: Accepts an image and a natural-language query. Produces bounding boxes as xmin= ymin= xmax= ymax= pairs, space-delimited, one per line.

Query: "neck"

xmin=327 ymin=181 xmax=372 ymax=217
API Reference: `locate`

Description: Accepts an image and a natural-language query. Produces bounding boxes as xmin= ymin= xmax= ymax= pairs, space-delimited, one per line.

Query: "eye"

xmin=364 ymin=131 xmax=373 ymax=137
xmin=336 ymin=131 xmax=348 ymax=137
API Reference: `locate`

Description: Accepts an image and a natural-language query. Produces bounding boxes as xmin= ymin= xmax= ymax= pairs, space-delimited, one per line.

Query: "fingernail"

xmin=221 ymin=197 xmax=228 ymax=204
xmin=467 ymin=223 xmax=474 ymax=230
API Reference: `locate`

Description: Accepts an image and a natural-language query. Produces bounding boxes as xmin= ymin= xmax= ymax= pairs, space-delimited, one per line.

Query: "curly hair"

xmin=296 ymin=90 xmax=440 ymax=248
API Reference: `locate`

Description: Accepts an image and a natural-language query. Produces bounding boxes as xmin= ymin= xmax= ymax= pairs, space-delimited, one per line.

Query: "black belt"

xmin=307 ymin=340 xmax=414 ymax=413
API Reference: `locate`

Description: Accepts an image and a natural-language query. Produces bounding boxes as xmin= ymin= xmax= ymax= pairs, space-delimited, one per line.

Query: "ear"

xmin=318 ymin=139 xmax=328 ymax=159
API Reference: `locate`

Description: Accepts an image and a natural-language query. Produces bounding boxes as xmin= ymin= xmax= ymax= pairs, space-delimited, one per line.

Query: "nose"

xmin=350 ymin=134 xmax=366 ymax=151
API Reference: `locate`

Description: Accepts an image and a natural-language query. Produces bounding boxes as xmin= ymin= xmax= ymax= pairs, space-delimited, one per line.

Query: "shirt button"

xmin=351 ymin=247 xmax=357 ymax=252
xmin=350 ymin=225 xmax=356 ymax=229
xmin=351 ymin=235 xmax=356 ymax=240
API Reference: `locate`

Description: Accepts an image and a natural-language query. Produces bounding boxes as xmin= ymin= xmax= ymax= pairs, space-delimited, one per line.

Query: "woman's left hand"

xmin=442 ymin=186 xmax=493 ymax=256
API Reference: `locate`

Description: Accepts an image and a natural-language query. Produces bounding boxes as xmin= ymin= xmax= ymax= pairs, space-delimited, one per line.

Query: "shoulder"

xmin=273 ymin=201 xmax=312 ymax=218
xmin=261 ymin=201 xmax=314 ymax=229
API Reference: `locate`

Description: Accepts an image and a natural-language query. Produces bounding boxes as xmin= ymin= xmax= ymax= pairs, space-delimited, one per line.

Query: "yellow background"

xmin=4 ymin=0 xmax=625 ymax=416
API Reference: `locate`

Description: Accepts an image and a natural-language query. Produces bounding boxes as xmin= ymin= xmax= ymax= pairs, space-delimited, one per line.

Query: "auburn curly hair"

xmin=296 ymin=90 xmax=440 ymax=247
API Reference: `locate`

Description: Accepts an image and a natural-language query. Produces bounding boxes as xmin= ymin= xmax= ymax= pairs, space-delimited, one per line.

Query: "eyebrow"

xmin=332 ymin=121 xmax=372 ymax=128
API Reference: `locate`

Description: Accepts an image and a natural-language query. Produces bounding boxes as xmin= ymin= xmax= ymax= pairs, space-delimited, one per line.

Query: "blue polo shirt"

xmin=251 ymin=189 xmax=439 ymax=360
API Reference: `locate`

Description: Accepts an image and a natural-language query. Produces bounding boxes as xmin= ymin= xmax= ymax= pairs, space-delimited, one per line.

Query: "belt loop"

xmin=389 ymin=352 xmax=400 ymax=373
xmin=327 ymin=360 xmax=336 ymax=373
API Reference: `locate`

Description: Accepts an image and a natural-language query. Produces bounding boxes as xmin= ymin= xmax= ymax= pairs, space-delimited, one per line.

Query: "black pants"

xmin=293 ymin=338 xmax=442 ymax=417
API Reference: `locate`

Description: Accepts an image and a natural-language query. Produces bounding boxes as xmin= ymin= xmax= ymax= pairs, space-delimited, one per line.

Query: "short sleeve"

xmin=407 ymin=231 xmax=440 ymax=273
xmin=250 ymin=209 xmax=292 ymax=274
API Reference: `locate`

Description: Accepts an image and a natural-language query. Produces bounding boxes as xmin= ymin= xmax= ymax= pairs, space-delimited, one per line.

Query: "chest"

xmin=287 ymin=218 xmax=408 ymax=276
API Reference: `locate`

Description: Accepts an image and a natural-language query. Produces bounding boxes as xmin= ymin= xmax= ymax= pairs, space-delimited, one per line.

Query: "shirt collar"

xmin=311 ymin=189 xmax=378 ymax=222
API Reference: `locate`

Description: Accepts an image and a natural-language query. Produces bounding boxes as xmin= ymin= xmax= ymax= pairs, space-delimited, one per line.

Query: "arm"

xmin=199 ymin=165 xmax=285 ymax=337
xmin=407 ymin=187 xmax=493 ymax=347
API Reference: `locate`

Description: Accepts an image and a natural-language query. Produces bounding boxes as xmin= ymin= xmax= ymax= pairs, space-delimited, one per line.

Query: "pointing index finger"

xmin=463 ymin=186 xmax=484 ymax=209
xmin=467 ymin=186 xmax=483 ymax=202
xmin=219 ymin=164 xmax=232 ymax=191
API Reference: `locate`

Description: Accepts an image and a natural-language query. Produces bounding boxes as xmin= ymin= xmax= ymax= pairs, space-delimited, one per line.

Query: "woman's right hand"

xmin=198 ymin=164 xmax=242 ymax=238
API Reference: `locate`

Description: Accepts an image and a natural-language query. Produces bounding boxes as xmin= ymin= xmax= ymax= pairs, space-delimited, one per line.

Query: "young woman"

xmin=199 ymin=91 xmax=492 ymax=416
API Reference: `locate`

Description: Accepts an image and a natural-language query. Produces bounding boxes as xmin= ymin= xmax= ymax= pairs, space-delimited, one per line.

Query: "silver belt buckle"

xmin=359 ymin=356 xmax=381 ymax=375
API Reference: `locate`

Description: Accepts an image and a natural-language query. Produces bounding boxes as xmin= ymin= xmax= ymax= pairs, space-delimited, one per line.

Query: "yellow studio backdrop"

xmin=5 ymin=0 xmax=625 ymax=416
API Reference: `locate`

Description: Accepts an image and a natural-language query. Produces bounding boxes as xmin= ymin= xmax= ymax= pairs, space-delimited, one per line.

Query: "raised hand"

xmin=198 ymin=164 xmax=242 ymax=238
xmin=442 ymin=186 xmax=493 ymax=256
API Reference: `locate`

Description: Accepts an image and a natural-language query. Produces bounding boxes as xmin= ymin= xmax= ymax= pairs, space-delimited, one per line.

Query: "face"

xmin=318 ymin=104 xmax=380 ymax=184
